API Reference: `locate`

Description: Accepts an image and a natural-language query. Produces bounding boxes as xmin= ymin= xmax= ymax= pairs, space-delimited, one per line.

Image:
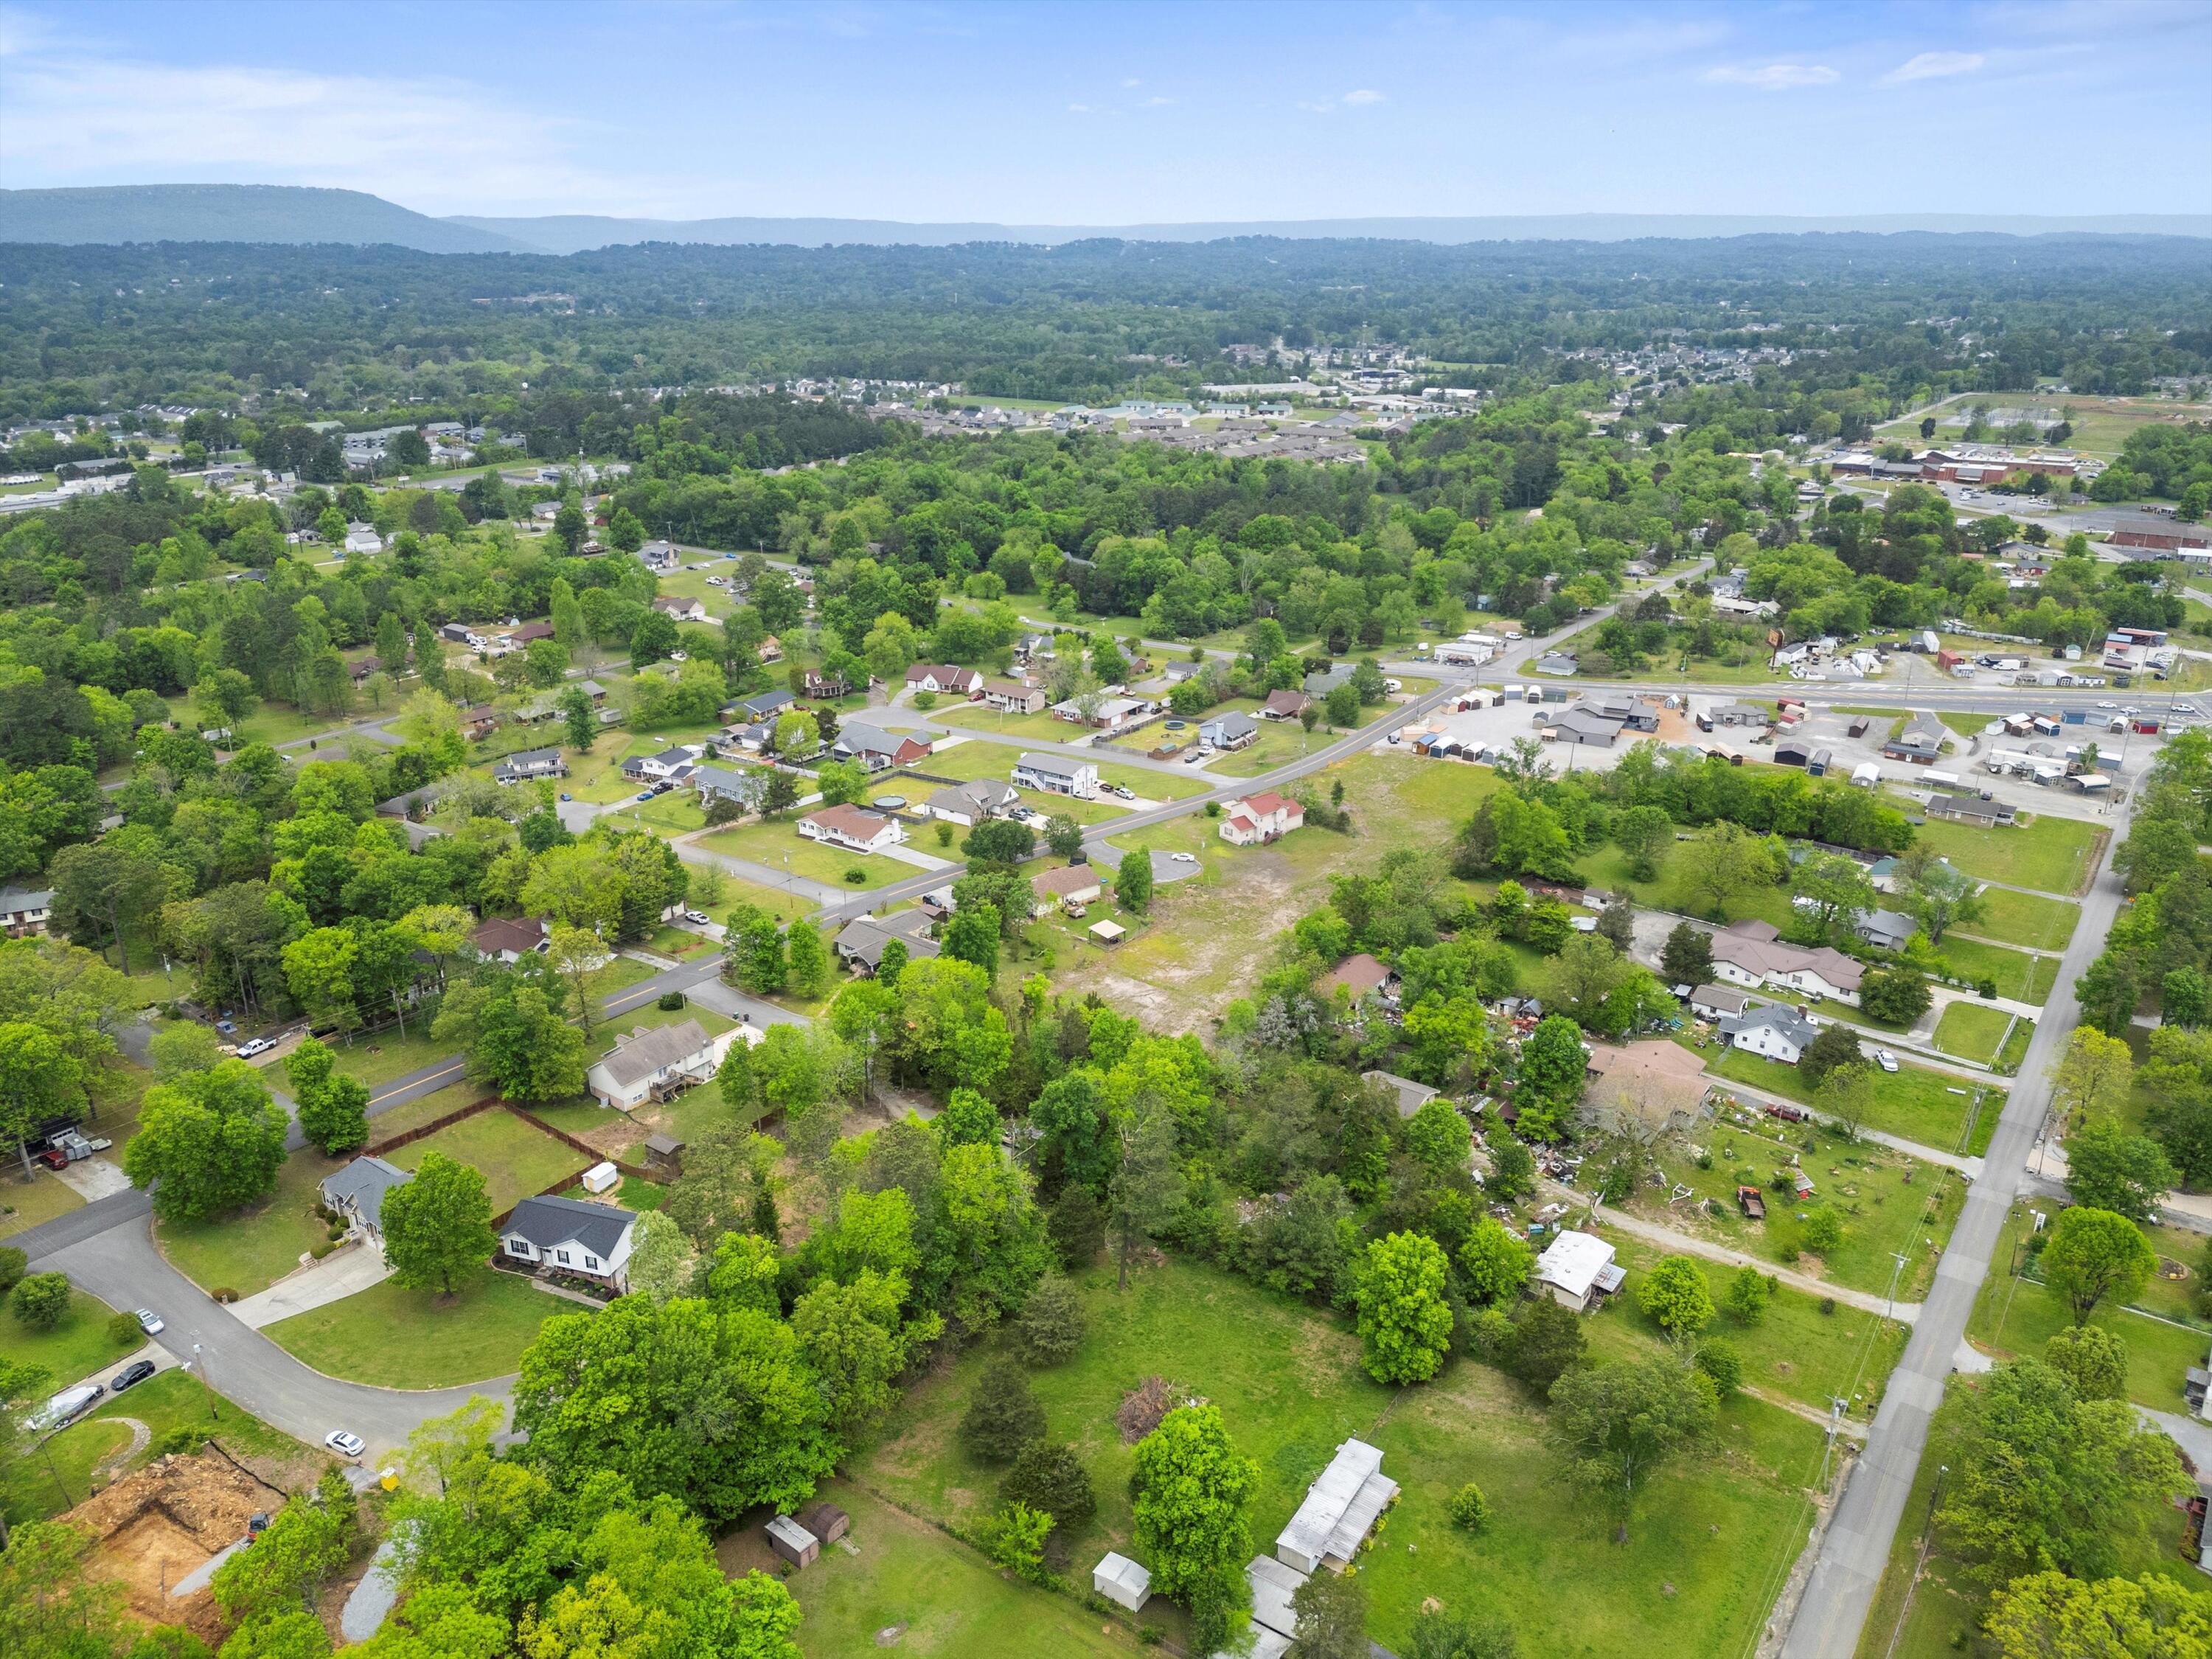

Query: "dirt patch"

xmin=72 ymin=1451 xmax=290 ymax=1638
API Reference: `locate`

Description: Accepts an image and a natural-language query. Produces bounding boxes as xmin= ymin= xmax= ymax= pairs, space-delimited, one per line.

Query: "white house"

xmin=904 ymin=664 xmax=984 ymax=696
xmin=500 ymin=1194 xmax=638 ymax=1292
xmin=343 ymin=525 xmax=383 ymax=556
xmin=1533 ymin=1231 xmax=1624 ymax=1312
xmin=925 ymin=778 xmax=1020 ymax=826
xmin=493 ymin=747 xmax=567 ymax=785
xmin=1012 ymin=752 xmax=1099 ymax=799
xmin=1717 ymin=1004 xmax=1818 ymax=1064
xmin=1275 ymin=1439 xmax=1399 ymax=1575
xmin=652 ymin=594 xmax=706 ymax=623
xmin=585 ymin=1018 xmax=730 ymax=1110
xmin=319 ymin=1155 xmax=411 ymax=1247
xmin=1706 ymin=919 xmax=1863 ymax=1005
xmin=1200 ymin=711 xmax=1260 ymax=751
xmin=799 ymin=804 xmax=906 ymax=854
xmin=1219 ymin=792 xmax=1304 ymax=846
xmin=0 ymin=886 xmax=55 ymax=938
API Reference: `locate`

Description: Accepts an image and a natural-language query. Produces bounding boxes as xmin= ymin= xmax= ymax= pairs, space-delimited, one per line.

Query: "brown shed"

xmin=642 ymin=1133 xmax=685 ymax=1177
xmin=799 ymin=1502 xmax=850 ymax=1545
xmin=765 ymin=1514 xmax=818 ymax=1568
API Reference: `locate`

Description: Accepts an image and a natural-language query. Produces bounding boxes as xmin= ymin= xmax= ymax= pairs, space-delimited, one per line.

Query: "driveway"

xmin=227 ymin=1242 xmax=393 ymax=1331
xmin=45 ymin=1214 xmax=511 ymax=1464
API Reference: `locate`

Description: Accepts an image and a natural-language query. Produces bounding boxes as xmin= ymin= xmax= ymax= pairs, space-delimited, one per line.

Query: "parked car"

xmin=1107 ymin=785 xmax=1135 ymax=799
xmin=325 ymin=1430 xmax=366 ymax=1458
xmin=136 ymin=1308 xmax=164 ymax=1335
xmin=1874 ymin=1049 xmax=1900 ymax=1074
xmin=215 ymin=1020 xmax=237 ymax=1034
xmin=559 ymin=792 xmax=571 ymax=801
xmin=683 ymin=910 xmax=712 ymax=926
xmin=111 ymin=1360 xmax=158 ymax=1393
xmin=1170 ymin=852 xmax=1198 ymax=863
xmin=1762 ymin=1102 xmax=1809 ymax=1124
xmin=634 ymin=792 xmax=653 ymax=803
xmin=235 ymin=1037 xmax=276 ymax=1060
xmin=669 ymin=651 xmax=687 ymax=663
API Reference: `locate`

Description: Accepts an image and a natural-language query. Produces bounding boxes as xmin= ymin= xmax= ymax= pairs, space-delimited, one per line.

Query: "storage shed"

xmin=580 ymin=1161 xmax=619 ymax=1195
xmin=765 ymin=1515 xmax=818 ymax=1568
xmin=1093 ymin=1552 xmax=1152 ymax=1612
xmin=797 ymin=1502 xmax=849 ymax=1545
xmin=642 ymin=1133 xmax=685 ymax=1176
xmin=1533 ymin=1230 xmax=1625 ymax=1312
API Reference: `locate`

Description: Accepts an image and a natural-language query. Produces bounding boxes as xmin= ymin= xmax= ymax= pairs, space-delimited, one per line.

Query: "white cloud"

xmin=1121 ymin=77 xmax=1141 ymax=87
xmin=1067 ymin=102 xmax=1095 ymax=114
xmin=1342 ymin=87 xmax=1385 ymax=105
xmin=1703 ymin=62 xmax=1843 ymax=90
xmin=1296 ymin=98 xmax=1335 ymax=114
xmin=1881 ymin=50 xmax=1988 ymax=84
xmin=1144 ymin=94 xmax=1174 ymax=105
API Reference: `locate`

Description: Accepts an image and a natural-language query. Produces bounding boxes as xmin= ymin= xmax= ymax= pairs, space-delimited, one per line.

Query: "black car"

xmin=111 ymin=1360 xmax=157 ymax=1392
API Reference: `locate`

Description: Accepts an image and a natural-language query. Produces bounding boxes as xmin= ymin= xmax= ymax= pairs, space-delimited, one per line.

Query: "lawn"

xmin=1930 ymin=1001 xmax=2016 ymax=1066
xmin=1704 ymin=1044 xmax=2000 ymax=1156
xmin=159 ymin=1150 xmax=342 ymax=1300
xmin=386 ymin=1107 xmax=588 ymax=1214
xmin=698 ymin=821 xmax=906 ymax=891
xmin=0 ymin=1167 xmax=86 ymax=1240
xmin=0 ymin=1289 xmax=139 ymax=1388
xmin=697 ymin=872 xmax=821 ymax=922
xmin=232 ymin=703 xmax=356 ymax=748
xmin=1910 ymin=813 xmax=2106 ymax=897
xmin=1961 ymin=886 xmax=2079 ymax=952
xmin=1969 ymin=1203 xmax=2211 ymax=1413
xmin=0 ymin=1368 xmax=302 ymax=1528
xmin=331 ymin=1025 xmax=460 ymax=1093
xmin=1202 ymin=720 xmax=1320 ymax=778
xmin=369 ymin=1080 xmax=487 ymax=1141
xmin=858 ymin=1258 xmax=1833 ymax=1658
xmin=929 ymin=703 xmax=1079 ymax=745
xmin=1577 ymin=843 xmax=1800 ymax=933
xmin=1932 ymin=934 xmax=2057 ymax=1004
xmin=744 ymin=1481 xmax=1141 ymax=1659
xmin=263 ymin=1263 xmax=560 ymax=1388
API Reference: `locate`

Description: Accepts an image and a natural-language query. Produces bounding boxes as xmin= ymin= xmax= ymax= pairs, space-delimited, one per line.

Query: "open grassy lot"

xmin=0 ymin=1166 xmax=86 ymax=1239
xmin=1969 ymin=1203 xmax=2208 ymax=1413
xmin=232 ymin=703 xmax=358 ymax=749
xmin=159 ymin=1149 xmax=340 ymax=1299
xmin=368 ymin=1079 xmax=485 ymax=1141
xmin=858 ymin=1257 xmax=1833 ymax=1659
xmin=386 ymin=1107 xmax=588 ymax=1214
xmin=1930 ymin=1001 xmax=2016 ymax=1066
xmin=1932 ymin=933 xmax=2057 ymax=1004
xmin=914 ymin=740 xmax=1208 ymax=802
xmin=1202 ymin=719 xmax=1319 ymax=777
xmin=0 ymin=1289 xmax=138 ymax=1388
xmin=331 ymin=1025 xmax=457 ymax=1093
xmin=1 ymin=1368 xmax=303 ymax=1528
xmin=743 ymin=1481 xmax=1141 ymax=1659
xmin=1961 ymin=885 xmax=2079 ymax=951
xmin=1577 ymin=842 xmax=1799 ymax=931
xmin=1607 ymin=1105 xmax=1965 ymax=1300
xmin=701 ymin=872 xmax=820 ymax=922
xmin=698 ymin=820 xmax=908 ymax=891
xmin=1704 ymin=1044 xmax=2000 ymax=1156
xmin=1910 ymin=813 xmax=2106 ymax=896
xmin=265 ymin=1263 xmax=558 ymax=1388
xmin=930 ymin=703 xmax=1082 ymax=745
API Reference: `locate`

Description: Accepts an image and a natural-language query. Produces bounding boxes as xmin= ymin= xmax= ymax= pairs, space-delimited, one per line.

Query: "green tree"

xmin=123 ymin=1060 xmax=288 ymax=1222
xmin=1986 ymin=1571 xmax=2212 ymax=1658
xmin=1612 ymin=804 xmax=1674 ymax=883
xmin=962 ymin=818 xmax=1034 ymax=865
xmin=10 ymin=1271 xmax=70 ymax=1330
xmin=1637 ymin=1254 xmax=1716 ymax=1340
xmin=793 ymin=1267 xmax=923 ymax=1432
xmin=1012 ymin=1273 xmax=1086 ymax=1366
xmin=2050 ymin=1027 xmax=2136 ymax=1129
xmin=1724 ymin=1265 xmax=1770 ymax=1325
xmin=961 ymin=1358 xmax=1046 ymax=1462
xmin=1907 ymin=858 xmax=1985 ymax=945
xmin=1110 ymin=1107 xmax=1183 ymax=1292
xmin=943 ymin=902 xmax=1002 ymax=978
xmin=785 ymin=919 xmax=830 ymax=999
xmin=1401 ymin=1096 xmax=1472 ymax=1181
xmin=0 ymin=1520 xmax=130 ymax=1648
xmin=1857 ymin=966 xmax=1932 ymax=1024
xmin=2044 ymin=1324 xmax=2130 ymax=1402
xmin=1790 ymin=852 xmax=1875 ymax=943
xmin=1938 ymin=1357 xmax=2188 ymax=1585
xmin=1513 ymin=1015 xmax=1588 ymax=1138
xmin=1683 ymin=823 xmax=1777 ymax=920
xmin=625 ymin=1209 xmax=695 ymax=1307
xmin=1548 ymin=1357 xmax=1717 ymax=1540
xmin=212 ymin=1498 xmax=347 ymax=1621
xmin=1115 ymin=848 xmax=1154 ymax=914
xmin=987 ymin=1501 xmax=1054 ymax=1583
xmin=814 ymin=759 xmax=870 ymax=807
xmin=1813 ymin=1062 xmax=1874 ymax=1141
xmin=296 ymin=1070 xmax=369 ymax=1157
xmin=1486 ymin=1136 xmax=1535 ymax=1203
xmin=380 ymin=1152 xmax=497 ymax=1298
xmin=1798 ymin=1022 xmax=1863 ymax=1088
xmin=2039 ymin=1206 xmax=2157 ymax=1325
xmin=0 ymin=1021 xmax=84 ymax=1180
xmin=1659 ymin=922 xmax=1714 ymax=990
xmin=2064 ymin=1119 xmax=2177 ymax=1222
xmin=560 ymin=685 xmax=595 ymax=753
xmin=1043 ymin=815 xmax=1082 ymax=859
xmin=1129 ymin=1404 xmax=1260 ymax=1600
xmin=1291 ymin=1562 xmax=1370 ymax=1659
xmin=1505 ymin=1298 xmax=1586 ymax=1391
xmin=1458 ymin=1218 xmax=1534 ymax=1307
xmin=1355 ymin=1232 xmax=1455 ymax=1385
xmin=1000 ymin=1440 xmax=1096 ymax=1529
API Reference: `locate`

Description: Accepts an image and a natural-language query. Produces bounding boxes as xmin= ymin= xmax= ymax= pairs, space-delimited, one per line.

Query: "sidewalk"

xmin=227 ymin=1241 xmax=392 ymax=1330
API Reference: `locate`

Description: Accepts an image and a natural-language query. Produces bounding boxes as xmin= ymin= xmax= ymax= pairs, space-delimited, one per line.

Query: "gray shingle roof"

xmin=505 ymin=1194 xmax=635 ymax=1256
xmin=590 ymin=1019 xmax=710 ymax=1091
xmin=321 ymin=1155 xmax=411 ymax=1232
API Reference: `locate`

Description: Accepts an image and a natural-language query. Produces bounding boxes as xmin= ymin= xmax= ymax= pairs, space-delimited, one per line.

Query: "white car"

xmin=235 ymin=1037 xmax=276 ymax=1060
xmin=669 ymin=651 xmax=687 ymax=663
xmin=683 ymin=910 xmax=712 ymax=926
xmin=136 ymin=1308 xmax=164 ymax=1335
xmin=2096 ymin=700 xmax=2117 ymax=709
xmin=325 ymin=1430 xmax=366 ymax=1458
xmin=1384 ymin=678 xmax=1403 ymax=692
xmin=2120 ymin=706 xmax=2140 ymax=717
xmin=1169 ymin=852 xmax=1198 ymax=863
xmin=1874 ymin=1049 xmax=1900 ymax=1074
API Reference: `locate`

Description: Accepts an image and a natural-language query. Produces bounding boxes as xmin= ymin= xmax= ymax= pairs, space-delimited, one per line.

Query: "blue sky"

xmin=2 ymin=0 xmax=2207 ymax=222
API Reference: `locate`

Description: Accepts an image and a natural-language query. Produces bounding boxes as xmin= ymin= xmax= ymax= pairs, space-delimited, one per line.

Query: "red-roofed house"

xmin=1218 ymin=791 xmax=1304 ymax=847
xmin=798 ymin=804 xmax=907 ymax=855
xmin=1318 ymin=952 xmax=1398 ymax=1004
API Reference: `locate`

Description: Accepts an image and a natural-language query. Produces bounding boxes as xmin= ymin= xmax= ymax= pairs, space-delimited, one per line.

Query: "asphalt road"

xmin=1779 ymin=793 xmax=2134 ymax=1658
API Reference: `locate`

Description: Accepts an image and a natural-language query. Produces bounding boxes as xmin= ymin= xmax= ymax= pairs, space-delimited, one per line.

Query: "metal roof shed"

xmin=1093 ymin=1552 xmax=1152 ymax=1612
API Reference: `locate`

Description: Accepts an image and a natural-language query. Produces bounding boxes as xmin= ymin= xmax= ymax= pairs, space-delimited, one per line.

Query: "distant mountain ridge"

xmin=5 ymin=185 xmax=2209 ymax=251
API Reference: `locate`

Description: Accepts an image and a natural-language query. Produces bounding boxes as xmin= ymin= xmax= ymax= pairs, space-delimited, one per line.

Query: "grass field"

xmin=159 ymin=1150 xmax=342 ymax=1299
xmin=386 ymin=1107 xmax=588 ymax=1214
xmin=1930 ymin=1001 xmax=2014 ymax=1066
xmin=0 ymin=1289 xmax=138 ymax=1388
xmin=858 ymin=1257 xmax=1834 ymax=1658
xmin=698 ymin=821 xmax=908 ymax=891
xmin=1577 ymin=842 xmax=1799 ymax=932
xmin=1961 ymin=886 xmax=2079 ymax=952
xmin=330 ymin=1025 xmax=457 ymax=1093
xmin=0 ymin=1166 xmax=86 ymax=1239
xmin=1933 ymin=934 xmax=2058 ymax=1004
xmin=1704 ymin=1044 xmax=2000 ymax=1156
xmin=930 ymin=704 xmax=1080 ymax=745
xmin=1201 ymin=720 xmax=1320 ymax=777
xmin=264 ymin=1263 xmax=558 ymax=1388
xmin=1911 ymin=813 xmax=2106 ymax=897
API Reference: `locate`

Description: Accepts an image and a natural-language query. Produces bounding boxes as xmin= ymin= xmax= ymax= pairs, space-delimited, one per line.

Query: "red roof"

xmin=804 ymin=804 xmax=891 ymax=841
xmin=1239 ymin=791 xmax=1298 ymax=818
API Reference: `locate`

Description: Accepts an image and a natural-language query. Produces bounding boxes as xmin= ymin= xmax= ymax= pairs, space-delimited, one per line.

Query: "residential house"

xmin=0 ymin=886 xmax=55 ymax=938
xmin=1360 ymin=1068 xmax=1439 ymax=1120
xmin=925 ymin=778 xmax=1020 ymax=826
xmin=1219 ymin=791 xmax=1304 ymax=846
xmin=577 ymin=678 xmax=609 ymax=704
xmin=802 ymin=669 xmax=850 ymax=699
xmin=1582 ymin=1040 xmax=1711 ymax=1131
xmin=652 ymin=594 xmax=706 ymax=623
xmin=1032 ymin=863 xmax=1106 ymax=913
xmin=624 ymin=744 xmax=706 ymax=783
xmin=1855 ymin=908 xmax=1919 ymax=951
xmin=1261 ymin=688 xmax=1311 ymax=721
xmin=833 ymin=720 xmax=935 ymax=771
xmin=689 ymin=765 xmax=759 ymax=809
xmin=638 ymin=540 xmax=681 ymax=572
xmin=757 ymin=635 xmax=783 ymax=664
xmin=585 ymin=1018 xmax=726 ymax=1110
xmin=1014 ymin=631 xmax=1055 ymax=663
xmin=1013 ymin=751 xmax=1099 ymax=799
xmin=500 ymin=1194 xmax=639 ymax=1293
xmin=1050 ymin=693 xmax=1150 ymax=730
xmin=458 ymin=704 xmax=498 ymax=741
xmin=1303 ymin=662 xmax=1355 ymax=698
xmin=1882 ymin=711 xmax=1950 ymax=765
xmin=1533 ymin=1231 xmax=1624 ymax=1312
xmin=1688 ymin=984 xmax=1750 ymax=1021
xmin=347 ymin=655 xmax=383 ymax=687
xmin=470 ymin=915 xmax=549 ymax=963
xmin=905 ymin=664 xmax=984 ymax=697
xmin=343 ymin=524 xmax=383 ymax=556
xmin=1319 ymin=953 xmax=1399 ymax=1006
xmin=1200 ymin=711 xmax=1260 ymax=751
xmin=493 ymin=747 xmax=567 ymax=784
xmin=506 ymin=622 xmax=555 ymax=647
xmin=1274 ymin=1440 xmax=1399 ymax=1576
xmin=981 ymin=678 xmax=1047 ymax=714
xmin=832 ymin=915 xmax=942 ymax=975
xmin=732 ymin=689 xmax=796 ymax=723
xmin=1927 ymin=795 xmax=2017 ymax=827
xmin=798 ymin=804 xmax=906 ymax=855
xmin=1707 ymin=918 xmax=1864 ymax=1004
xmin=320 ymin=1156 xmax=411 ymax=1246
xmin=1717 ymin=1004 xmax=1819 ymax=1064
